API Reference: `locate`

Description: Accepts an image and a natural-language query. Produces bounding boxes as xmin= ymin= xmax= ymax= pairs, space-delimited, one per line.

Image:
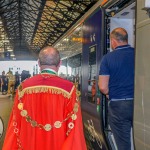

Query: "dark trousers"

xmin=2 ymin=84 xmax=8 ymax=92
xmin=109 ymin=100 xmax=133 ymax=150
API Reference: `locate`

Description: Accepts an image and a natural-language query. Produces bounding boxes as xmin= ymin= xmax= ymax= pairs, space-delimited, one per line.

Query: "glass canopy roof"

xmin=0 ymin=0 xmax=98 ymax=60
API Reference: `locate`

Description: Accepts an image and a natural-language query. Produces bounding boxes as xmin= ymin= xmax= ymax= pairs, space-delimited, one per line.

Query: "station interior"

xmin=0 ymin=0 xmax=144 ymax=150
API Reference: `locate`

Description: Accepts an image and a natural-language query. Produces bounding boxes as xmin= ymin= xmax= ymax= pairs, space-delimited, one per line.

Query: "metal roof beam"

xmin=31 ymin=0 xmax=46 ymax=43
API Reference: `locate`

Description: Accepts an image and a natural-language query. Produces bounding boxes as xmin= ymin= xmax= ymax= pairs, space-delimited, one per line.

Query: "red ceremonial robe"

xmin=2 ymin=74 xmax=87 ymax=150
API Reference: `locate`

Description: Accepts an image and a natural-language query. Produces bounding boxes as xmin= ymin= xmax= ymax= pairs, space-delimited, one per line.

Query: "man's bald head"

xmin=110 ymin=28 xmax=128 ymax=50
xmin=110 ymin=28 xmax=128 ymax=43
xmin=39 ymin=46 xmax=60 ymax=67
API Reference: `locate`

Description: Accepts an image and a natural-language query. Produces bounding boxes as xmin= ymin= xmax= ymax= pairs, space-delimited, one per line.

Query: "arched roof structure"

xmin=0 ymin=0 xmax=98 ymax=60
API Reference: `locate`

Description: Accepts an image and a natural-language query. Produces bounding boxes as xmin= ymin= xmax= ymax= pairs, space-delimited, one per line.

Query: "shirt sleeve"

xmin=99 ymin=55 xmax=110 ymax=75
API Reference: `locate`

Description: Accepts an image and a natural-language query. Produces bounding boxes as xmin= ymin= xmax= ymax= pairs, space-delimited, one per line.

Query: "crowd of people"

xmin=0 ymin=70 xmax=31 ymax=95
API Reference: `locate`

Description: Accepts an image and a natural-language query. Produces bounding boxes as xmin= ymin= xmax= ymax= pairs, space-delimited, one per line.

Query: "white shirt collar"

xmin=42 ymin=68 xmax=57 ymax=74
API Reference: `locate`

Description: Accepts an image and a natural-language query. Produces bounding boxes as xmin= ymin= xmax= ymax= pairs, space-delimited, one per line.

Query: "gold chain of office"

xmin=12 ymin=86 xmax=80 ymax=150
xmin=13 ymin=97 xmax=79 ymax=150
xmin=17 ymin=100 xmax=79 ymax=131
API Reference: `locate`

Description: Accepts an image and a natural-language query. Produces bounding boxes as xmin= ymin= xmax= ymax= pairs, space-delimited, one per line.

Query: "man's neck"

xmin=40 ymin=66 xmax=58 ymax=73
xmin=114 ymin=42 xmax=128 ymax=49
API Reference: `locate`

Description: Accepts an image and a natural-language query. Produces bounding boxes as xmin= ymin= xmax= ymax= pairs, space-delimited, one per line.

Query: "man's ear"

xmin=58 ymin=60 xmax=62 ymax=67
xmin=56 ymin=60 xmax=62 ymax=71
xmin=111 ymin=38 xmax=116 ymax=44
xmin=111 ymin=38 xmax=118 ymax=50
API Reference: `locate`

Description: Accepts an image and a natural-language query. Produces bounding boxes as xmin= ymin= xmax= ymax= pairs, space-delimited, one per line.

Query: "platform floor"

xmin=0 ymin=93 xmax=14 ymax=149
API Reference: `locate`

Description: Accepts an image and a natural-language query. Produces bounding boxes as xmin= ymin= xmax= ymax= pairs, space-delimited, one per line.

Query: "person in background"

xmin=91 ymin=80 xmax=96 ymax=102
xmin=7 ymin=70 xmax=15 ymax=94
xmin=99 ymin=28 xmax=134 ymax=150
xmin=2 ymin=46 xmax=87 ymax=150
xmin=21 ymin=70 xmax=30 ymax=82
xmin=1 ymin=71 xmax=8 ymax=95
xmin=75 ymin=74 xmax=80 ymax=91
xmin=15 ymin=71 xmax=20 ymax=90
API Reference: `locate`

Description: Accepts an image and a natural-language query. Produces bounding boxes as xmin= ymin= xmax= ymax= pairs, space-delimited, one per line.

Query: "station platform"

xmin=0 ymin=93 xmax=11 ymax=99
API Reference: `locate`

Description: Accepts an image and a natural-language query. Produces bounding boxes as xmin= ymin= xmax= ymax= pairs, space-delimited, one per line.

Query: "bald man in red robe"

xmin=3 ymin=46 xmax=87 ymax=150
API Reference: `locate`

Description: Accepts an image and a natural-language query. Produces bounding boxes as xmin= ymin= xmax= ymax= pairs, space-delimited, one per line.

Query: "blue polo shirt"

xmin=99 ymin=45 xmax=134 ymax=100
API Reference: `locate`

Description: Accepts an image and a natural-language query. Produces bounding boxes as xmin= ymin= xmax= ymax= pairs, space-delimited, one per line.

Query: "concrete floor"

xmin=0 ymin=93 xmax=14 ymax=149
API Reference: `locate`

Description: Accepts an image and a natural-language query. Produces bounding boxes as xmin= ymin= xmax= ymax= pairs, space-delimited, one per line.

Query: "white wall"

xmin=0 ymin=61 xmax=38 ymax=75
xmin=58 ymin=65 xmax=71 ymax=75
xmin=110 ymin=18 xmax=135 ymax=48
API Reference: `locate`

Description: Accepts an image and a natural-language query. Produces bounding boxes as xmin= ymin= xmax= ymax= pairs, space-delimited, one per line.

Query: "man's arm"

xmin=98 ymin=75 xmax=110 ymax=95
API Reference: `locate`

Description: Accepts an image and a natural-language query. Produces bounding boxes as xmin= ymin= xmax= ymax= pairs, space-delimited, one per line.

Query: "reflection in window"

xmin=58 ymin=65 xmax=71 ymax=79
xmin=88 ymin=46 xmax=96 ymax=103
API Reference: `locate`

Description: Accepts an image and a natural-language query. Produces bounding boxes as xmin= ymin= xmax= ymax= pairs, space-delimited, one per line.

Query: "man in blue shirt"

xmin=99 ymin=28 xmax=134 ymax=150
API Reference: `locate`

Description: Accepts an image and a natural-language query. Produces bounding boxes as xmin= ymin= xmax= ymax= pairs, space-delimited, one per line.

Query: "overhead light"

xmin=4 ymin=40 xmax=9 ymax=42
xmin=7 ymin=49 xmax=13 ymax=52
xmin=10 ymin=54 xmax=15 ymax=57
xmin=106 ymin=7 xmax=118 ymax=13
xmin=0 ymin=48 xmax=4 ymax=52
xmin=63 ymin=38 xmax=69 ymax=41
xmin=75 ymin=26 xmax=81 ymax=31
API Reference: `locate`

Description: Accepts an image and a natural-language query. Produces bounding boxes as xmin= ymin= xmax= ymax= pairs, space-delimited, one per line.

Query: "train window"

xmin=0 ymin=117 xmax=4 ymax=139
xmin=59 ymin=59 xmax=68 ymax=79
xmin=88 ymin=45 xmax=96 ymax=103
xmin=67 ymin=54 xmax=81 ymax=91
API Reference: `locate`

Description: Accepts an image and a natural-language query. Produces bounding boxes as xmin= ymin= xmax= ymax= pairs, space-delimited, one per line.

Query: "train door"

xmin=134 ymin=0 xmax=150 ymax=149
xmin=88 ymin=45 xmax=96 ymax=103
xmin=81 ymin=6 xmax=110 ymax=149
xmin=101 ymin=1 xmax=136 ymax=150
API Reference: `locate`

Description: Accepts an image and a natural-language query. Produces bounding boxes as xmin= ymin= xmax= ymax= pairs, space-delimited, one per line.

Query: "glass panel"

xmin=88 ymin=45 xmax=96 ymax=103
xmin=0 ymin=117 xmax=4 ymax=139
xmin=67 ymin=54 xmax=81 ymax=91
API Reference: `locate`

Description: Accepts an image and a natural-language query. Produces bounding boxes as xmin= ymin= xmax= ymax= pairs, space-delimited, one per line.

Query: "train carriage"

xmin=57 ymin=0 xmax=150 ymax=149
xmin=0 ymin=0 xmax=150 ymax=149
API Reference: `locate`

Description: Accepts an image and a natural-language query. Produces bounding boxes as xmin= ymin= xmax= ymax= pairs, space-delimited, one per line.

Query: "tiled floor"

xmin=0 ymin=94 xmax=14 ymax=149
